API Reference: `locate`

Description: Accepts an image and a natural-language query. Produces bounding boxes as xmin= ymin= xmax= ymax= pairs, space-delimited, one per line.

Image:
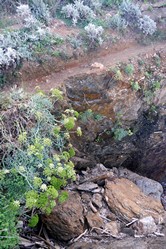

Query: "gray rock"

xmin=132 ymin=216 xmax=157 ymax=236
xmin=77 ymin=182 xmax=99 ymax=192
xmin=119 ymin=168 xmax=163 ymax=200
xmin=92 ymin=193 xmax=103 ymax=209
xmin=135 ymin=177 xmax=163 ymax=201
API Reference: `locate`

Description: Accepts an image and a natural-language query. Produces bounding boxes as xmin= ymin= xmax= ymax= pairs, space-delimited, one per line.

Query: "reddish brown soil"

xmin=19 ymin=40 xmax=166 ymax=93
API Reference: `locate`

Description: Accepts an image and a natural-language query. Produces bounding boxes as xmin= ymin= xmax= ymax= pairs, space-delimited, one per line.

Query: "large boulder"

xmin=42 ymin=192 xmax=84 ymax=241
xmin=65 ymin=72 xmax=142 ymax=122
xmin=105 ymin=178 xmax=165 ymax=223
xmin=118 ymin=168 xmax=163 ymax=201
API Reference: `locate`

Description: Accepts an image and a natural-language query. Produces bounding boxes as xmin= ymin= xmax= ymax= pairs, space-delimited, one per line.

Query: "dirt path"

xmin=19 ymin=41 xmax=166 ymax=92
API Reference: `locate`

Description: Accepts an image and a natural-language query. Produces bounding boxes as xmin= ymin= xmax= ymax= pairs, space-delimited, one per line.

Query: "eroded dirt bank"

xmin=18 ymin=40 xmax=166 ymax=93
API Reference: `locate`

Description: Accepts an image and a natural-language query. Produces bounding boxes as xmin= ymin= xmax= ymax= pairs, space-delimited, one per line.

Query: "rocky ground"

xmin=19 ymin=164 xmax=166 ymax=249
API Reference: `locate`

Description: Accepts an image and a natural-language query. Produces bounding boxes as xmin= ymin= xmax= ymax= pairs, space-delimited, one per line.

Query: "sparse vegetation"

xmin=109 ymin=13 xmax=127 ymax=31
xmin=131 ymin=81 xmax=141 ymax=91
xmin=0 ymin=4 xmax=64 ymax=87
xmin=103 ymin=0 xmax=123 ymax=7
xmin=84 ymin=23 xmax=104 ymax=46
xmin=112 ymin=66 xmax=123 ymax=80
xmin=112 ymin=0 xmax=157 ymax=35
xmin=29 ymin=0 xmax=51 ymax=24
xmin=0 ymin=0 xmax=165 ymax=248
xmin=61 ymin=0 xmax=95 ymax=26
xmin=124 ymin=63 xmax=135 ymax=75
xmin=112 ymin=113 xmax=133 ymax=141
xmin=138 ymin=15 xmax=157 ymax=35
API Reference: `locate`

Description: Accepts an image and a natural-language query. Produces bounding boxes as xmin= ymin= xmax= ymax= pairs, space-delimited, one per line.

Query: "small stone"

xmin=92 ymin=193 xmax=103 ymax=209
xmin=86 ymin=211 xmax=104 ymax=229
xmin=77 ymin=182 xmax=98 ymax=192
xmin=81 ymin=193 xmax=91 ymax=204
xmin=96 ymin=163 xmax=108 ymax=171
xmin=106 ymin=213 xmax=117 ymax=221
xmin=105 ymin=221 xmax=119 ymax=236
xmin=132 ymin=216 xmax=157 ymax=236
xmin=119 ymin=168 xmax=163 ymax=201
xmin=121 ymin=227 xmax=135 ymax=236
xmin=135 ymin=177 xmax=163 ymax=201
xmin=91 ymin=62 xmax=104 ymax=70
xmin=92 ymin=188 xmax=102 ymax=193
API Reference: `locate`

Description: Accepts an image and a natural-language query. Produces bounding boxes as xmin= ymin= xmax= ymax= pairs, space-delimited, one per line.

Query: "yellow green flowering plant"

xmin=0 ymin=87 xmax=82 ymax=231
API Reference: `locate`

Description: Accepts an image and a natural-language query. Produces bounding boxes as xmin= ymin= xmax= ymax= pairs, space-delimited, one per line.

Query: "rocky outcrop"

xmin=42 ymin=166 xmax=166 ymax=244
xmin=66 ymin=51 xmax=166 ymax=182
xmin=105 ymin=178 xmax=165 ymax=223
xmin=65 ymin=72 xmax=142 ymax=122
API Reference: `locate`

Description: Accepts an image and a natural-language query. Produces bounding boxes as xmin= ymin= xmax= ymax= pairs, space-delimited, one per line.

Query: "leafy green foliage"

xmin=112 ymin=67 xmax=123 ymax=80
xmin=112 ymin=127 xmax=129 ymax=140
xmin=131 ymin=81 xmax=141 ymax=91
xmin=124 ymin=63 xmax=134 ymax=75
xmin=76 ymin=127 xmax=82 ymax=136
xmin=51 ymin=88 xmax=63 ymax=100
xmin=0 ymin=88 xmax=81 ymax=245
xmin=112 ymin=113 xmax=133 ymax=141
xmin=28 ymin=214 xmax=39 ymax=228
xmin=58 ymin=191 xmax=69 ymax=203
xmin=80 ymin=109 xmax=104 ymax=123
xmin=103 ymin=0 xmax=123 ymax=7
xmin=142 ymin=69 xmax=162 ymax=104
xmin=0 ymin=195 xmax=19 ymax=249
xmin=64 ymin=116 xmax=76 ymax=130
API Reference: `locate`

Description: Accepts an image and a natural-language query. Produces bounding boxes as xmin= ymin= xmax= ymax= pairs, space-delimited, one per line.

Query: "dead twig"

xmin=38 ymin=222 xmax=43 ymax=237
xmin=90 ymin=227 xmax=121 ymax=239
xmin=35 ymin=234 xmax=56 ymax=249
xmin=68 ymin=229 xmax=88 ymax=245
xmin=126 ymin=218 xmax=138 ymax=227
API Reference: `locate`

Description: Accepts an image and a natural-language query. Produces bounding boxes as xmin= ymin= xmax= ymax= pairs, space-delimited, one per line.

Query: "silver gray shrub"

xmin=61 ymin=0 xmax=95 ymax=26
xmin=109 ymin=13 xmax=128 ymax=31
xmin=0 ymin=4 xmax=51 ymax=72
xmin=138 ymin=15 xmax=156 ymax=35
xmin=84 ymin=23 xmax=104 ymax=45
xmin=120 ymin=0 xmax=142 ymax=26
xmin=30 ymin=0 xmax=51 ymax=25
xmin=119 ymin=0 xmax=156 ymax=35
